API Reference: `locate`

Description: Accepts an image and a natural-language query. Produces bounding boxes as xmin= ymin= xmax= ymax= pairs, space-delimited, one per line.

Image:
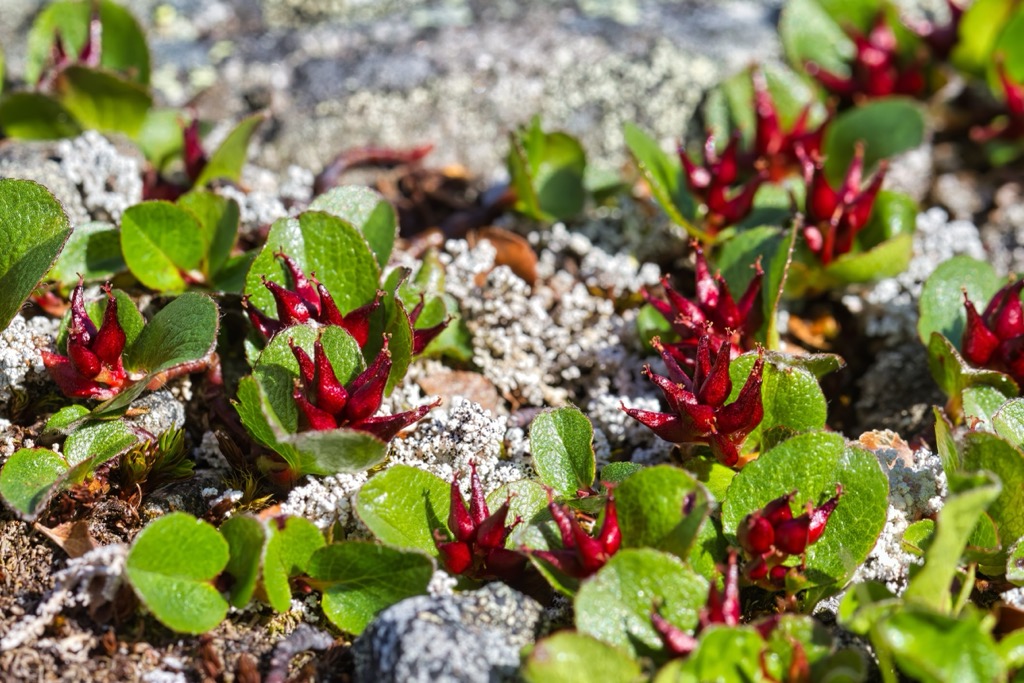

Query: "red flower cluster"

xmin=971 ymin=58 xmax=1024 ymax=143
xmin=651 ymin=550 xmax=741 ymax=657
xmin=800 ymin=143 xmax=887 ymax=265
xmin=752 ymin=69 xmax=828 ymax=182
xmin=961 ymin=280 xmax=1024 ymax=385
xmin=42 ymin=280 xmax=129 ymax=400
xmin=736 ymin=486 xmax=842 ymax=589
xmin=680 ymin=133 xmax=766 ymax=232
xmin=289 ymin=336 xmax=437 ymax=440
xmin=434 ymin=463 xmax=526 ymax=581
xmin=622 ymin=335 xmax=765 ymax=467
xmin=643 ymin=243 xmax=762 ymax=370
xmin=806 ymin=14 xmax=925 ymax=101
xmin=527 ymin=491 xmax=621 ymax=579
xmin=37 ymin=11 xmax=101 ymax=89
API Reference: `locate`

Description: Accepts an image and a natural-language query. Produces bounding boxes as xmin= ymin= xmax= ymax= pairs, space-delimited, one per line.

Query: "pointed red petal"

xmin=476 ymin=499 xmax=512 ymax=550
xmin=356 ymin=404 xmax=437 ymax=441
xmin=92 ymin=285 xmax=126 ymax=366
xmin=762 ymin=492 xmax=795 ymax=526
xmin=621 ymin=404 xmax=697 ymax=443
xmin=806 ymin=160 xmax=839 ymax=225
xmin=962 ymin=295 xmax=1000 ymax=366
xmin=336 ymin=290 xmax=384 ymax=347
xmin=69 ymin=278 xmax=97 ymax=341
xmin=183 ymin=118 xmax=208 ymax=182
xmin=994 ymin=280 xmax=1024 ymax=339
xmin=547 ymin=499 xmax=576 ymax=549
xmin=78 ymin=10 xmax=102 ymax=67
xmin=242 ymin=296 xmax=283 ymax=339
xmin=42 ymin=350 xmax=115 ymax=399
xmin=413 ymin=318 xmax=450 ymax=356
xmin=715 ymin=352 xmax=765 ymax=436
xmin=651 ymin=610 xmax=698 ymax=657
xmin=293 ymin=380 xmax=338 ymax=431
xmin=310 ymin=340 xmax=349 ymax=415
xmin=529 ymin=549 xmax=587 ymax=578
xmin=275 ymin=252 xmax=320 ymax=315
xmin=447 ymin=472 xmax=475 ymax=543
xmin=263 ymin=276 xmax=312 ymax=325
xmin=808 ymin=484 xmax=843 ymax=545
xmin=696 ymin=338 xmax=733 ymax=407
xmin=845 ymin=161 xmax=887 ymax=233
xmin=343 ymin=343 xmax=391 ymax=424
xmin=436 ymin=540 xmax=473 ymax=575
xmin=597 ymin=495 xmax=621 ymax=555
xmin=679 ymin=147 xmax=711 ymax=193
xmin=468 ymin=461 xmax=489 ymax=527
xmin=288 ymin=338 xmax=316 ymax=386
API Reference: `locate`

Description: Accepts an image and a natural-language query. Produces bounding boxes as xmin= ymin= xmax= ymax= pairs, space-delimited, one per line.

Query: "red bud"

xmin=738 ymin=512 xmax=775 ymax=555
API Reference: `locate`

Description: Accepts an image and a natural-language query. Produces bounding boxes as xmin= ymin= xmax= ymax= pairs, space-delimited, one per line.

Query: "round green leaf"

xmin=244 ymin=211 xmax=380 ymax=319
xmin=575 ymin=548 xmax=708 ymax=658
xmin=136 ymin=108 xmax=185 ymax=170
xmin=722 ymin=431 xmax=888 ymax=591
xmin=263 ymin=516 xmax=325 ymax=612
xmin=53 ymin=66 xmax=151 ymax=137
xmin=220 ymin=514 xmax=267 ymax=608
xmin=487 ymin=478 xmax=551 ymax=548
xmin=120 ymin=201 xmax=205 ymax=293
xmin=177 ymin=191 xmax=239 ymax=279
xmin=63 ymin=419 xmax=137 ymax=468
xmin=125 ymin=512 xmax=229 ymax=634
xmin=280 ymin=428 xmax=388 ymax=477
xmin=530 ymin=406 xmax=596 ymax=497
xmin=0 ymin=179 xmax=72 ymax=330
xmin=125 ymin=292 xmax=219 ymax=375
xmin=310 ymin=541 xmax=433 ymax=635
xmin=822 ymin=100 xmax=925 ymax=185
xmin=918 ymin=256 xmax=1002 ymax=347
xmin=0 ymin=92 xmax=82 ymax=139
xmin=309 ymin=186 xmax=398 ymax=267
xmin=1008 ymin=537 xmax=1024 ymax=586
xmin=508 ymin=117 xmax=587 ymax=222
xmin=962 ymin=432 xmax=1024 ymax=546
xmin=356 ymin=464 xmax=451 ymax=556
xmin=48 ymin=222 xmax=124 ymax=286
xmin=993 ymin=398 xmax=1024 ymax=446
xmin=615 ymin=465 xmax=709 ymax=560
xmin=522 ymin=632 xmax=643 ymax=683
xmin=0 ymin=448 xmax=68 ymax=519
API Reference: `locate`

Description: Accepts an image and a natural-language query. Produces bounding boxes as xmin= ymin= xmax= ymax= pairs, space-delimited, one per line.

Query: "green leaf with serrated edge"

xmin=48 ymin=222 xmax=124 ymax=286
xmin=656 ymin=626 xmax=770 ymax=683
xmin=137 ymin=108 xmax=184 ymax=170
xmin=309 ymin=186 xmax=398 ymax=268
xmin=522 ymin=632 xmax=643 ymax=683
xmin=210 ymin=251 xmax=255 ymax=294
xmin=45 ymin=405 xmax=90 ymax=432
xmin=722 ymin=432 xmax=889 ymax=595
xmin=356 ymin=465 xmax=451 ymax=557
xmin=310 ymin=542 xmax=433 ymax=636
xmin=993 ymin=398 xmax=1024 ymax=446
xmin=63 ymin=419 xmax=137 ymax=467
xmin=177 ymin=192 xmax=239 ymax=279
xmin=963 ymin=385 xmax=1010 ymax=428
xmin=779 ymin=0 xmax=855 ymax=76
xmin=902 ymin=519 xmax=935 ymax=557
xmin=1008 ymin=538 xmax=1024 ymax=586
xmin=26 ymin=0 xmax=150 ymax=85
xmin=683 ymin=458 xmax=735 ymax=503
xmin=933 ymin=407 xmax=960 ymax=474
xmin=927 ymin=333 xmax=1017 ymax=422
xmin=244 ymin=211 xmax=380 ymax=321
xmin=530 ymin=406 xmax=596 ymax=496
xmin=574 ymin=549 xmax=708 ymax=659
xmin=125 ymin=513 xmax=228 ymax=634
xmin=918 ymin=256 xmax=1002 ymax=347
xmin=962 ymin=432 xmax=1024 ymax=550
xmin=53 ymin=66 xmax=151 ymax=137
xmin=726 ymin=352 xmax=828 ymax=455
xmin=615 ymin=465 xmax=708 ymax=560
xmin=262 ymin=516 xmax=325 ymax=612
xmin=688 ymin=514 xmax=729 ymax=582
xmin=57 ymin=288 xmax=144 ymax=356
xmin=600 ymin=462 xmax=644 ymax=484
xmin=874 ymin=607 xmax=1004 ymax=683
xmin=193 ymin=113 xmax=266 ymax=188
xmin=0 ymin=179 xmax=72 ymax=330
xmin=120 ymin=201 xmax=205 ymax=293
xmin=953 ymin=0 xmax=1018 ymax=76
xmin=904 ymin=471 xmax=1001 ymax=612
xmin=219 ymin=515 xmax=266 ymax=608
xmin=0 ymin=92 xmax=82 ymax=139
xmin=234 ymin=375 xmax=279 ymax=452
xmin=0 ymin=448 xmax=68 ymax=518
xmin=623 ymin=122 xmax=705 ymax=242
xmin=279 ymin=429 xmax=388 ymax=477
xmin=822 ymin=100 xmax=925 ymax=184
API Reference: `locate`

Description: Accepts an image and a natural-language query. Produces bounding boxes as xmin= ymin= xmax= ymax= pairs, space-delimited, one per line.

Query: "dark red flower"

xmin=289 ymin=335 xmax=439 ymax=440
xmin=643 ymin=242 xmax=763 ymax=370
xmin=37 ymin=10 xmax=102 ymax=90
xmin=806 ymin=13 xmax=926 ymax=102
xmin=42 ymin=279 xmax=129 ymax=400
xmin=961 ymin=280 xmax=1024 ymax=385
xmin=800 ymin=143 xmax=887 ymax=265
xmin=737 ymin=485 xmax=842 ymax=590
xmin=433 ymin=463 xmax=526 ymax=581
xmin=622 ymin=335 xmax=765 ymax=467
xmin=526 ymin=490 xmax=621 ymax=579
xmin=752 ymin=69 xmax=829 ymax=182
xmin=680 ymin=132 xmax=766 ymax=232
xmin=971 ymin=56 xmax=1024 ymax=143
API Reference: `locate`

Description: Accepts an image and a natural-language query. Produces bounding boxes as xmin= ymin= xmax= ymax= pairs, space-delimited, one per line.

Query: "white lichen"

xmin=0 ymin=313 xmax=60 ymax=407
xmin=57 ymin=131 xmax=142 ymax=221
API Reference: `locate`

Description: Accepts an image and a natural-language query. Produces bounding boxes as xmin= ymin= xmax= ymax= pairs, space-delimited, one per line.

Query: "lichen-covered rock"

xmin=353 ymin=582 xmax=543 ymax=683
xmin=0 ymin=313 xmax=61 ymax=407
xmin=57 ymin=131 xmax=143 ymax=222
xmin=126 ymin=389 xmax=186 ymax=437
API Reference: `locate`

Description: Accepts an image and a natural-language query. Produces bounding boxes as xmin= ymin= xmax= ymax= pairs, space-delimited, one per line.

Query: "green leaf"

xmin=623 ymin=122 xmax=704 ymax=241
xmin=356 ymin=465 xmax=451 ymax=556
xmin=600 ymin=462 xmax=644 ymax=484
xmin=530 ymin=406 xmax=596 ymax=496
xmin=26 ymin=0 xmax=150 ymax=85
xmin=53 ymin=66 xmax=152 ymax=137
xmin=821 ymin=229 xmax=914 ymax=286
xmin=903 ymin=519 xmax=936 ymax=557
xmin=193 ymin=113 xmax=266 ymax=188
xmin=309 ymin=186 xmax=398 ymax=267
xmin=727 ymin=352 xmax=829 ymax=454
xmin=656 ymin=626 xmax=769 ymax=683
xmin=953 ymin=0 xmax=1019 ymax=76
xmin=176 ymin=191 xmax=239 ymax=279
xmin=0 ymin=92 xmax=82 ymax=139
xmin=279 ymin=429 xmax=388 ymax=477
xmin=48 ymin=222 xmax=124 ymax=286
xmin=934 ymin=407 xmax=960 ymax=474
xmin=245 ymin=211 xmax=380 ymax=320
xmin=918 ymin=256 xmax=1002 ymax=347
xmin=963 ymin=385 xmax=1011 ymax=428
xmin=993 ymin=398 xmax=1024 ymax=446
xmin=487 ymin=478 xmax=550 ymax=549
xmin=615 ymin=465 xmax=709 ymax=560
xmin=45 ymin=405 xmax=90 ymax=432
xmin=721 ymin=432 xmax=889 ymax=593
xmin=1009 ymin=537 xmax=1024 ymax=586
xmin=574 ymin=548 xmax=708 ymax=659
xmin=522 ymin=632 xmax=643 ymax=683
xmin=822 ymin=100 xmax=925 ymax=184
xmin=382 ymin=295 xmax=414 ymax=395
xmin=873 ymin=607 xmax=1004 ymax=683
xmin=310 ymin=542 xmax=433 ymax=635
xmin=125 ymin=512 xmax=229 ymax=634
xmin=137 ymin=108 xmax=184 ymax=170
xmin=927 ymin=333 xmax=1017 ymax=422
xmin=120 ymin=201 xmax=205 ymax=293
xmin=0 ymin=448 xmax=68 ymax=519
xmin=220 ymin=515 xmax=267 ymax=608
xmin=715 ymin=225 xmax=791 ymax=348
xmin=63 ymin=419 xmax=137 ymax=467
xmin=0 ymin=179 xmax=72 ymax=330
xmin=507 ymin=116 xmax=587 ymax=221
xmin=962 ymin=432 xmax=1024 ymax=548
xmin=904 ymin=472 xmax=1001 ymax=612
xmin=779 ymin=0 xmax=855 ymax=75
xmin=263 ymin=516 xmax=325 ymax=612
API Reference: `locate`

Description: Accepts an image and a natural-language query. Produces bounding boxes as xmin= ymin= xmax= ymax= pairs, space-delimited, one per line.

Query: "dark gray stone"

xmin=354 ymin=582 xmax=544 ymax=683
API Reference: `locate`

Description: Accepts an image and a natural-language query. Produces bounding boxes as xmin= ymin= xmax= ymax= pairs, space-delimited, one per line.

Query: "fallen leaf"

xmin=417 ymin=369 xmax=503 ymax=414
xmin=34 ymin=519 xmax=101 ymax=558
xmin=469 ymin=226 xmax=538 ymax=286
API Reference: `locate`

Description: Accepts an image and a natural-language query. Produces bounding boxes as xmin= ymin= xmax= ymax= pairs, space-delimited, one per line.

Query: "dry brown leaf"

xmin=34 ymin=520 xmax=101 ymax=558
xmin=417 ymin=369 xmax=504 ymax=414
xmin=858 ymin=429 xmax=915 ymax=469
xmin=469 ymin=226 xmax=538 ymax=286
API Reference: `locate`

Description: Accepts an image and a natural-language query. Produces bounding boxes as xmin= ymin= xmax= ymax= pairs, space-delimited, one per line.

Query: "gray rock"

xmin=354 ymin=582 xmax=544 ymax=683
